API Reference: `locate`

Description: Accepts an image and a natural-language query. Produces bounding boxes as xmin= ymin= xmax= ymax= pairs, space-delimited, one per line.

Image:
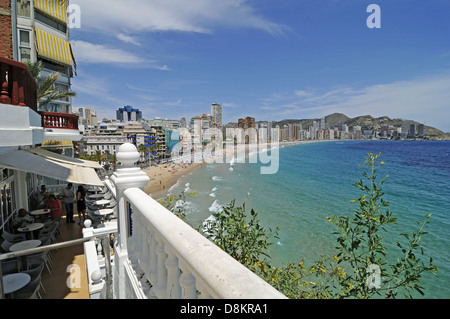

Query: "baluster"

xmin=127 ymin=213 xmax=139 ymax=264
xmin=137 ymin=221 xmax=150 ymax=272
xmin=152 ymin=237 xmax=168 ymax=298
xmin=0 ymin=68 xmax=11 ymax=104
xmin=179 ymin=263 xmax=196 ymax=299
xmin=11 ymin=67 xmax=19 ymax=105
xmin=148 ymin=234 xmax=157 ymax=285
xmin=165 ymin=248 xmax=181 ymax=298
xmin=144 ymin=233 xmax=157 ymax=299
xmin=49 ymin=115 xmax=55 ymax=128
xmin=143 ymin=234 xmax=153 ymax=282
xmin=18 ymin=86 xmax=25 ymax=106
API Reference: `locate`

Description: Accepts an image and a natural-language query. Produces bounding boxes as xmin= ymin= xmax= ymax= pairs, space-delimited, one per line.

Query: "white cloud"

xmin=72 ymin=0 xmax=287 ymax=36
xmin=117 ymin=33 xmax=141 ymax=46
xmin=71 ymin=40 xmax=146 ymax=64
xmin=70 ymin=40 xmax=170 ymax=70
xmin=260 ymin=73 xmax=450 ymax=132
xmin=222 ymin=103 xmax=239 ymax=108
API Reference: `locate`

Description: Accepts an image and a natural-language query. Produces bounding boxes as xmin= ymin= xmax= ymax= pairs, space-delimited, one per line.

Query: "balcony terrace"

xmin=0 ymin=56 xmax=80 ymax=138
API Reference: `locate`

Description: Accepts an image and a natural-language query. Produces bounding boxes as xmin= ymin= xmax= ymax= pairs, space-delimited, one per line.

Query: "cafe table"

xmin=88 ymin=193 xmax=106 ymax=200
xmin=2 ymin=273 xmax=31 ymax=295
xmin=30 ymin=209 xmax=51 ymax=222
xmin=94 ymin=209 xmax=114 ymax=216
xmin=17 ymin=223 xmax=44 ymax=239
xmin=9 ymin=240 xmax=42 ymax=252
xmin=94 ymin=199 xmax=110 ymax=207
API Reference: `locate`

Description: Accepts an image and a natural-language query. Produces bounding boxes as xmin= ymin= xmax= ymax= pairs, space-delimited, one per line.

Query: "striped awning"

xmin=41 ymin=140 xmax=73 ymax=149
xmin=34 ymin=0 xmax=68 ymax=24
xmin=35 ymin=28 xmax=74 ymax=66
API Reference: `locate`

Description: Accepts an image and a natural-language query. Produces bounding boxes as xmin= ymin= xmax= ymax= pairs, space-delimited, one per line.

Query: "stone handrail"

xmin=124 ymin=187 xmax=286 ymax=299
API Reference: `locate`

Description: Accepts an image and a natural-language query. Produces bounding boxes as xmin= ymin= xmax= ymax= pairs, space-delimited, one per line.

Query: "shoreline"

xmin=143 ymin=139 xmax=330 ymax=200
xmin=143 ymin=162 xmax=203 ymax=199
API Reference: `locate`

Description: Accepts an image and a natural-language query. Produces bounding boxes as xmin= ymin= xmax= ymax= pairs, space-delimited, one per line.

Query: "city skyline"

xmin=70 ymin=1 xmax=450 ymax=132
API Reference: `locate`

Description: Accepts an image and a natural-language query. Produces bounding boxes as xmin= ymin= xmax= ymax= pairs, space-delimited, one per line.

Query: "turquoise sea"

xmin=164 ymin=140 xmax=450 ymax=299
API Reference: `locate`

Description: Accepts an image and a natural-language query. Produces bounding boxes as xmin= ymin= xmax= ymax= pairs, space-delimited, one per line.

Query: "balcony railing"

xmin=123 ymin=188 xmax=286 ymax=299
xmin=40 ymin=111 xmax=79 ymax=130
xmin=0 ymin=56 xmax=38 ymax=112
xmin=83 ymin=143 xmax=286 ymax=299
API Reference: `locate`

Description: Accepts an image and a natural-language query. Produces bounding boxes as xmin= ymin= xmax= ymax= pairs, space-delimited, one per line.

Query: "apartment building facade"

xmin=1 ymin=0 xmax=80 ymax=158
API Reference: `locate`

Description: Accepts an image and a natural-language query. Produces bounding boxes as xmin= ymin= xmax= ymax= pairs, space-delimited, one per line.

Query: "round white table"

xmin=17 ymin=223 xmax=44 ymax=239
xmin=2 ymin=273 xmax=31 ymax=295
xmin=88 ymin=193 xmax=106 ymax=199
xmin=9 ymin=240 xmax=42 ymax=252
xmin=94 ymin=199 xmax=111 ymax=207
xmin=30 ymin=209 xmax=51 ymax=218
xmin=30 ymin=208 xmax=49 ymax=216
xmin=94 ymin=209 xmax=114 ymax=216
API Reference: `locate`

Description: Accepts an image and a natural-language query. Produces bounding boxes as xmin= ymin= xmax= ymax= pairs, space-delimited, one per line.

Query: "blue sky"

xmin=70 ymin=0 xmax=450 ymax=132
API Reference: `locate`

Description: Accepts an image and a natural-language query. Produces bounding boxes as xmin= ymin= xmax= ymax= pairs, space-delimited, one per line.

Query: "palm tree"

xmin=25 ymin=60 xmax=76 ymax=109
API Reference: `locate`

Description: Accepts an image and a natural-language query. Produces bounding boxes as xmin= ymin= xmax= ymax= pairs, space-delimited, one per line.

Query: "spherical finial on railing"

xmin=84 ymin=219 xmax=92 ymax=228
xmin=116 ymin=143 xmax=140 ymax=168
xmin=91 ymin=270 xmax=103 ymax=285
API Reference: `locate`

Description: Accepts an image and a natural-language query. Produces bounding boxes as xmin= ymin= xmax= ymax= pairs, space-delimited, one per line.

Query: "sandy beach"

xmin=143 ymin=162 xmax=202 ymax=199
xmin=143 ymin=140 xmax=330 ymax=199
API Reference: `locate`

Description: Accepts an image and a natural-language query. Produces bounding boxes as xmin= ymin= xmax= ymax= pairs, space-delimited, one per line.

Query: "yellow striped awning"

xmin=34 ymin=0 xmax=68 ymax=24
xmin=35 ymin=28 xmax=74 ymax=66
xmin=41 ymin=140 xmax=73 ymax=149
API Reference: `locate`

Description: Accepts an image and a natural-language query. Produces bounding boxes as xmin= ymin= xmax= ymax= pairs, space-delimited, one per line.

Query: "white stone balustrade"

xmin=123 ymin=187 xmax=286 ymax=299
xmin=85 ymin=142 xmax=286 ymax=299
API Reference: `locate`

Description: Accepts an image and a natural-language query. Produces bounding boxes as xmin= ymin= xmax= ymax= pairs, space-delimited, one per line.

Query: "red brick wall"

xmin=0 ymin=0 xmax=13 ymax=59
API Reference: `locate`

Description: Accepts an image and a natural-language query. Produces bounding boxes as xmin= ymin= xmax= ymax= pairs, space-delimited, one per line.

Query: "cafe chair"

xmin=1 ymin=258 xmax=22 ymax=274
xmin=1 ymin=239 xmax=14 ymax=253
xmin=26 ymin=252 xmax=52 ymax=276
xmin=14 ymin=276 xmax=42 ymax=299
xmin=39 ymin=222 xmax=59 ymax=244
xmin=2 ymin=230 xmax=26 ymax=243
xmin=43 ymin=216 xmax=63 ymax=241
xmin=20 ymin=258 xmax=46 ymax=297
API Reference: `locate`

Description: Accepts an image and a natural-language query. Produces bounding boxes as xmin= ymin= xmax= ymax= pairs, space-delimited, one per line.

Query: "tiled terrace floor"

xmin=40 ymin=215 xmax=90 ymax=299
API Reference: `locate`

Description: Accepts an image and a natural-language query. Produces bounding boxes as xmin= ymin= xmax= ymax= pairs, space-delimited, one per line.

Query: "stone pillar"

xmin=110 ymin=143 xmax=149 ymax=299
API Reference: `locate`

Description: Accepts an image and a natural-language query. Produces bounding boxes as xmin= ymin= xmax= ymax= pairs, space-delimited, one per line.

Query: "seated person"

xmin=12 ymin=208 xmax=34 ymax=230
xmin=46 ymin=194 xmax=62 ymax=220
xmin=33 ymin=185 xmax=49 ymax=209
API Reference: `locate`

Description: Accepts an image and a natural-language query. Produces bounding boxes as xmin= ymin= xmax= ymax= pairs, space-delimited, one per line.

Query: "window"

xmin=17 ymin=0 xmax=31 ymax=17
xmin=41 ymin=60 xmax=69 ymax=75
xmin=0 ymin=170 xmax=16 ymax=232
xmin=54 ymin=83 xmax=70 ymax=102
xmin=38 ymin=102 xmax=60 ymax=113
xmin=18 ymin=29 xmax=31 ymax=62
xmin=34 ymin=10 xmax=67 ymax=34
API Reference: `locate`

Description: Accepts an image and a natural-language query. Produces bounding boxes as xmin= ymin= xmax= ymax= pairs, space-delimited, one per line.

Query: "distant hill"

xmin=253 ymin=113 xmax=450 ymax=140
